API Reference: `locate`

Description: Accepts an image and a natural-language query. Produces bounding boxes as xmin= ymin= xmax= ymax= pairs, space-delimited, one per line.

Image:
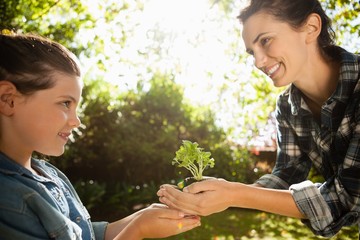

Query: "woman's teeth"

xmin=267 ymin=63 xmax=280 ymax=76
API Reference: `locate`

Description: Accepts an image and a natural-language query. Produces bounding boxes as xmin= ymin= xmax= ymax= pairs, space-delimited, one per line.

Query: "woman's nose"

xmin=253 ymin=51 xmax=267 ymax=69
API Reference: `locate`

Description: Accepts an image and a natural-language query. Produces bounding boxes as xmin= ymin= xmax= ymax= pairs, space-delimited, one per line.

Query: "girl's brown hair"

xmin=0 ymin=32 xmax=81 ymax=95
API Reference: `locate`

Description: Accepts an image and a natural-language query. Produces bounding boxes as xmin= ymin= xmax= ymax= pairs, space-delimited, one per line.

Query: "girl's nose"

xmin=69 ymin=113 xmax=81 ymax=128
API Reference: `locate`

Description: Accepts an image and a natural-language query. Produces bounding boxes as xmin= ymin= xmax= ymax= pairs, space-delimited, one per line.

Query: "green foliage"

xmin=162 ymin=209 xmax=358 ymax=240
xmin=322 ymin=0 xmax=360 ymax=38
xmin=48 ymin=74 xmax=259 ymax=220
xmin=51 ymin=74 xmax=235 ymax=185
xmin=172 ymin=140 xmax=215 ymax=181
xmin=92 ymin=181 xmax=159 ymax=221
xmin=3 ymin=0 xmax=360 ymax=231
xmin=0 ymin=0 xmax=95 ymax=56
xmin=209 ymin=144 xmax=263 ymax=184
xmin=73 ymin=180 xmax=106 ymax=211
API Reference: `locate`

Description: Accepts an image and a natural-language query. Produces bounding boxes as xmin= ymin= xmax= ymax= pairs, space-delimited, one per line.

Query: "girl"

xmin=158 ymin=0 xmax=360 ymax=238
xmin=0 ymin=32 xmax=200 ymax=240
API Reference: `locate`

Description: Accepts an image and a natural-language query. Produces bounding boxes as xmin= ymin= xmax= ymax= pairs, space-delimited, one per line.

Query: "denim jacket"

xmin=0 ymin=153 xmax=108 ymax=240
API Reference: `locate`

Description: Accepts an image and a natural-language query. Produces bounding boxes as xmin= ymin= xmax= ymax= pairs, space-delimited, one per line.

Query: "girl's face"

xmin=11 ymin=72 xmax=82 ymax=158
xmin=242 ymin=11 xmax=309 ymax=87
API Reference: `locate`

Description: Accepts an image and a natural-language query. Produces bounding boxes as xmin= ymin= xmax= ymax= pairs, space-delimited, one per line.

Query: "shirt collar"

xmin=0 ymin=152 xmax=28 ymax=175
xmin=0 ymin=152 xmax=41 ymax=178
xmin=287 ymin=47 xmax=359 ymax=115
xmin=330 ymin=48 xmax=359 ymax=104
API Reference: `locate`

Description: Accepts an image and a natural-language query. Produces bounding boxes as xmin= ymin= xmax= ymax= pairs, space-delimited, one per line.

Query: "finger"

xmin=159 ymin=184 xmax=177 ymax=189
xmin=158 ymin=186 xmax=200 ymax=213
xmin=149 ymin=203 xmax=169 ymax=209
xmin=175 ymin=218 xmax=201 ymax=233
xmin=158 ymin=195 xmax=184 ymax=212
xmin=157 ymin=184 xmax=177 ymax=197
xmin=155 ymin=208 xmax=201 ymax=223
xmin=158 ymin=189 xmax=200 ymax=215
xmin=154 ymin=208 xmax=189 ymax=219
xmin=157 ymin=188 xmax=165 ymax=197
xmin=183 ymin=178 xmax=219 ymax=193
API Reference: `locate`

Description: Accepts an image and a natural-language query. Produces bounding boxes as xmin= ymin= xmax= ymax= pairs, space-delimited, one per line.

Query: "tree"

xmin=0 ymin=0 xmax=96 ymax=56
xmin=52 ymin=74 xmax=240 ymax=184
xmin=2 ymin=0 xmax=357 ymax=145
xmin=1 ymin=0 xmax=359 ymax=218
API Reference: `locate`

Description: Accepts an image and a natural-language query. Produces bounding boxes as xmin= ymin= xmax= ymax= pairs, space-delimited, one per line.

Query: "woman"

xmin=0 ymin=32 xmax=200 ymax=240
xmin=157 ymin=0 xmax=360 ymax=237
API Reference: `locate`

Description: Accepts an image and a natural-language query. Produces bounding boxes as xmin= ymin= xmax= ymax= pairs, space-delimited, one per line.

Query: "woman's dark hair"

xmin=0 ymin=31 xmax=81 ymax=95
xmin=238 ymin=0 xmax=336 ymax=57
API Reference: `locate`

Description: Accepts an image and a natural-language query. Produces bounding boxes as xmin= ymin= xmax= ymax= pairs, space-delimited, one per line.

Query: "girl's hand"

xmin=114 ymin=204 xmax=201 ymax=240
xmin=157 ymin=178 xmax=232 ymax=216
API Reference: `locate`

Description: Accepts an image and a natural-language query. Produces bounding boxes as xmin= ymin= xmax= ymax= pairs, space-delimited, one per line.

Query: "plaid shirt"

xmin=256 ymin=47 xmax=360 ymax=237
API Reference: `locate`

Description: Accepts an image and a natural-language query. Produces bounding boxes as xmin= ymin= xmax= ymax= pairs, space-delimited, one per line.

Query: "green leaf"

xmin=172 ymin=140 xmax=215 ymax=180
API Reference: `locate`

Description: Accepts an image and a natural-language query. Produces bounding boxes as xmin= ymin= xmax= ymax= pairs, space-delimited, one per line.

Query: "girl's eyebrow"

xmin=60 ymin=95 xmax=79 ymax=103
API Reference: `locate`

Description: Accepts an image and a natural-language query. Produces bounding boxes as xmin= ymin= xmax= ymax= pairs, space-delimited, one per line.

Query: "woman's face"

xmin=242 ymin=11 xmax=310 ymax=87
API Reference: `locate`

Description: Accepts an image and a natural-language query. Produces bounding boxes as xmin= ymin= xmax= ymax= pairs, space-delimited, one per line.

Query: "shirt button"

xmin=76 ymin=216 xmax=82 ymax=223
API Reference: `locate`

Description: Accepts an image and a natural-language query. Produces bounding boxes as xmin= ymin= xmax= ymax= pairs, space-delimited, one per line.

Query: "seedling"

xmin=172 ymin=140 xmax=215 ymax=183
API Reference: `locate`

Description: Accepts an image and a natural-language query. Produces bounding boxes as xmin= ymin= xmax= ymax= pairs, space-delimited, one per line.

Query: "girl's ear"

xmin=305 ymin=13 xmax=322 ymax=44
xmin=0 ymin=81 xmax=17 ymax=116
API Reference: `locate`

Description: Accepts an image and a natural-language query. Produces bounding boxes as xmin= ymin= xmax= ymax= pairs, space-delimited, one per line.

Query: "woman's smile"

xmin=265 ymin=62 xmax=281 ymax=78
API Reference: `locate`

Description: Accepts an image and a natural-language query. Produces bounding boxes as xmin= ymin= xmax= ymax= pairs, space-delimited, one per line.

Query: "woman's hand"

xmin=113 ymin=204 xmax=201 ymax=240
xmin=157 ymin=178 xmax=233 ymax=216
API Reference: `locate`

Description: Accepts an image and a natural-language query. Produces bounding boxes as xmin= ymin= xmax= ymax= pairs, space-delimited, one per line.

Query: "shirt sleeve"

xmin=255 ymin=173 xmax=290 ymax=189
xmin=257 ymin=98 xmax=313 ymax=189
xmin=260 ymin=95 xmax=360 ymax=237
xmin=291 ymin=102 xmax=360 ymax=236
xmin=289 ymin=181 xmax=334 ymax=235
xmin=255 ymin=97 xmax=335 ymax=235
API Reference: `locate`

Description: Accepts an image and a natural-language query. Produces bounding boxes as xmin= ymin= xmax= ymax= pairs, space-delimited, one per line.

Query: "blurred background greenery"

xmin=1 ymin=0 xmax=359 ymax=238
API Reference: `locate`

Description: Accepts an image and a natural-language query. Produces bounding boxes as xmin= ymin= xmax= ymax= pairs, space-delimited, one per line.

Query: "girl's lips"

xmin=58 ymin=132 xmax=71 ymax=141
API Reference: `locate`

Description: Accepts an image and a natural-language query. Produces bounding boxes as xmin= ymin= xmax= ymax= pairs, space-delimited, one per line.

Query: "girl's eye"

xmin=62 ymin=101 xmax=71 ymax=108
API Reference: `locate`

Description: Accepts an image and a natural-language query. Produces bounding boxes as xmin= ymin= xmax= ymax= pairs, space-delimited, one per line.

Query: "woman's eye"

xmin=247 ymin=49 xmax=254 ymax=56
xmin=260 ymin=37 xmax=271 ymax=46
